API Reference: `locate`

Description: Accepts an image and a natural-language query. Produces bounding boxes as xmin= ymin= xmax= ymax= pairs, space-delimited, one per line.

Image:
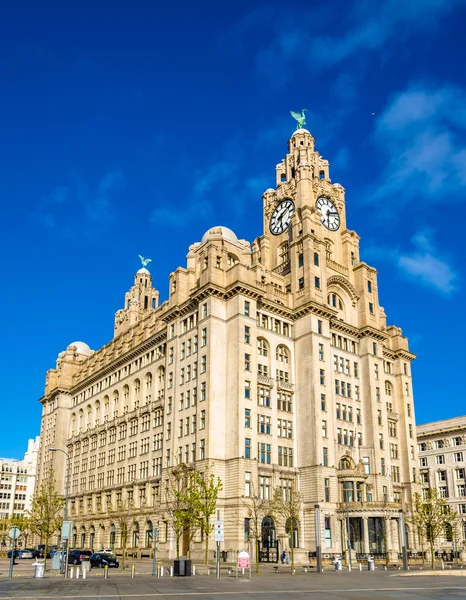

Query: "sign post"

xmin=8 ymin=527 xmax=21 ymax=579
xmin=214 ymin=520 xmax=224 ymax=579
xmin=152 ymin=527 xmax=158 ymax=576
xmin=236 ymin=550 xmax=251 ymax=579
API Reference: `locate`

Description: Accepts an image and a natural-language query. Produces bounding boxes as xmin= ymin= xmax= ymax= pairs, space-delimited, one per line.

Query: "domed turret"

xmin=201 ymin=226 xmax=238 ymax=244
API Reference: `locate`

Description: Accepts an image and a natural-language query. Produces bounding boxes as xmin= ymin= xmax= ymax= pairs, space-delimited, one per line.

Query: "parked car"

xmin=31 ymin=548 xmax=52 ymax=559
xmin=90 ymin=552 xmax=119 ymax=568
xmin=68 ymin=549 xmax=93 ymax=565
xmin=18 ymin=549 xmax=34 ymax=559
xmin=7 ymin=549 xmax=18 ymax=559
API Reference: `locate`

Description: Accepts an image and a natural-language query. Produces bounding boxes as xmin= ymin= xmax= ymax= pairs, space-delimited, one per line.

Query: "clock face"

xmin=269 ymin=198 xmax=295 ymax=236
xmin=316 ymin=196 xmax=340 ymax=231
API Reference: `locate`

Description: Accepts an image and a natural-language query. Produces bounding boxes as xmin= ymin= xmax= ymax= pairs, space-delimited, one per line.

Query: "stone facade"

xmin=417 ymin=416 xmax=466 ymax=555
xmin=36 ymin=127 xmax=419 ymax=561
xmin=0 ymin=437 xmax=40 ymax=521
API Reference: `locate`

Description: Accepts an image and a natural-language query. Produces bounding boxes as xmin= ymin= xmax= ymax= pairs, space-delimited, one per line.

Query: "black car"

xmin=90 ymin=552 xmax=119 ymax=568
xmin=68 ymin=549 xmax=93 ymax=565
xmin=31 ymin=548 xmax=52 ymax=559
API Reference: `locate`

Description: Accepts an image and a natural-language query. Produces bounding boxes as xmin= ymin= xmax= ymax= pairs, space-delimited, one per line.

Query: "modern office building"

xmin=37 ymin=125 xmax=418 ymax=561
xmin=417 ymin=416 xmax=466 ymax=554
xmin=0 ymin=437 xmax=40 ymax=520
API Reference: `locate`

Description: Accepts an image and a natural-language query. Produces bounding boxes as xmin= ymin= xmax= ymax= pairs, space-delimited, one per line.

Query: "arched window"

xmin=71 ymin=413 xmax=76 ymax=437
xmin=89 ymin=526 xmax=95 ymax=549
xmin=339 ymin=457 xmax=352 ymax=470
xmin=327 ymin=293 xmax=344 ymax=310
xmin=261 ymin=516 xmax=276 ymax=548
xmin=276 ymin=345 xmax=290 ymax=363
xmin=78 ymin=409 xmax=84 ymax=433
xmin=134 ymin=379 xmax=141 ymax=394
xmin=72 ymin=527 xmax=77 ymax=549
xmin=145 ymin=373 xmax=152 ymax=389
xmin=385 ymin=381 xmax=392 ymax=396
xmin=123 ymin=385 xmax=129 ymax=401
xmin=285 ymin=517 xmax=299 ymax=548
xmin=158 ymin=366 xmax=165 ymax=383
xmin=132 ymin=522 xmax=140 ymax=548
xmin=257 ymin=338 xmax=269 ymax=357
xmin=81 ymin=526 xmax=86 ymax=548
xmin=227 ymin=254 xmax=238 ymax=266
xmin=95 ymin=400 xmax=100 ymax=426
xmin=86 ymin=405 xmax=92 ymax=429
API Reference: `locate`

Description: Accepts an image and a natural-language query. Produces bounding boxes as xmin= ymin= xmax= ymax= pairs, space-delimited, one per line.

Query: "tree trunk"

xmin=290 ymin=525 xmax=295 ymax=574
xmin=204 ymin=524 xmax=209 ymax=565
xmin=121 ymin=534 xmax=127 ymax=570
xmin=44 ymin=539 xmax=49 ymax=572
xmin=430 ymin=538 xmax=435 ymax=569
xmin=255 ymin=538 xmax=260 ymax=573
xmin=176 ymin=534 xmax=180 ymax=559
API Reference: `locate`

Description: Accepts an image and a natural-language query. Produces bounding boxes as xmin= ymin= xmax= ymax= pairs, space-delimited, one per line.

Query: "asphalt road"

xmin=1 ymin=564 xmax=466 ymax=600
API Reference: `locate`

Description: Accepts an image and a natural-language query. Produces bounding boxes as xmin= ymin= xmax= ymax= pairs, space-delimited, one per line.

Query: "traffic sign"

xmin=153 ymin=527 xmax=158 ymax=538
xmin=214 ymin=520 xmax=224 ymax=542
xmin=237 ymin=550 xmax=250 ymax=569
xmin=8 ymin=527 xmax=20 ymax=540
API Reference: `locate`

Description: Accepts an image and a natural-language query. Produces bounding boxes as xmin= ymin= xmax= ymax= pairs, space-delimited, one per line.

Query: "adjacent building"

xmin=37 ymin=125 xmax=419 ymax=560
xmin=417 ymin=416 xmax=466 ymax=553
xmin=0 ymin=437 xmax=40 ymax=520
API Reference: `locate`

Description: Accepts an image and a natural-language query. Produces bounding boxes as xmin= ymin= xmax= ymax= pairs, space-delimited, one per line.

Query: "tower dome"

xmin=68 ymin=341 xmax=93 ymax=356
xmin=201 ymin=226 xmax=238 ymax=244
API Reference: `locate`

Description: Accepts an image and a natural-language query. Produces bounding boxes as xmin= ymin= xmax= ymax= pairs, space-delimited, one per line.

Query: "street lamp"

xmin=49 ymin=447 xmax=70 ymax=577
xmin=345 ymin=495 xmax=352 ymax=571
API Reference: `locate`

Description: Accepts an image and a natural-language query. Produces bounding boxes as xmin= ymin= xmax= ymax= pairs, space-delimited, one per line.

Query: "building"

xmin=417 ymin=416 xmax=466 ymax=554
xmin=36 ymin=125 xmax=419 ymax=561
xmin=0 ymin=437 xmax=40 ymax=521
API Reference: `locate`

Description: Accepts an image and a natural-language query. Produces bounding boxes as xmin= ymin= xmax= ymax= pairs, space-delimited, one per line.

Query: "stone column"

xmin=362 ymin=517 xmax=369 ymax=554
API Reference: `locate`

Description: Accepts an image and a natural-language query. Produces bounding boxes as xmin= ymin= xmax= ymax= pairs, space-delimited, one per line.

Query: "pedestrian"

xmin=281 ymin=550 xmax=286 ymax=564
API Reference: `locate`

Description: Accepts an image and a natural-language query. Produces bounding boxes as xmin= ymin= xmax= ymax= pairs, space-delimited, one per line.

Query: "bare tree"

xmin=411 ymin=490 xmax=457 ymax=568
xmin=107 ymin=498 xmax=134 ymax=570
xmin=270 ymin=479 xmax=303 ymax=573
xmin=28 ymin=468 xmax=64 ymax=570
xmin=241 ymin=483 xmax=269 ymax=573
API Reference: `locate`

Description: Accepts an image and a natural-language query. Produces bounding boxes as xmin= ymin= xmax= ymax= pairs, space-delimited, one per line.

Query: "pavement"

xmin=1 ymin=561 xmax=466 ymax=600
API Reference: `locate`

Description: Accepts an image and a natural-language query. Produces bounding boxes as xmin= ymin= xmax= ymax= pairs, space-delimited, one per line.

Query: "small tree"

xmin=187 ymin=465 xmax=222 ymax=564
xmin=0 ymin=517 xmax=11 ymax=556
xmin=241 ymin=483 xmax=269 ymax=573
xmin=10 ymin=515 xmax=32 ymax=548
xmin=28 ymin=468 xmax=64 ymax=570
xmin=270 ymin=480 xmax=303 ymax=574
xmin=107 ymin=498 xmax=134 ymax=570
xmin=166 ymin=464 xmax=200 ymax=559
xmin=412 ymin=490 xmax=457 ymax=568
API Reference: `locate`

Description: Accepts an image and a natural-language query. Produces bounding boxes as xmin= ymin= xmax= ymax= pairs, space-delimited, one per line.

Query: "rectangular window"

xmin=436 ymin=455 xmax=445 ymax=464
xmin=245 ymin=438 xmax=251 ymax=459
xmin=298 ymin=253 xmax=304 ymax=267
xmin=322 ymin=421 xmax=327 ymax=438
xmin=201 ymin=328 xmax=207 ymax=346
xmin=200 ymin=439 xmax=205 ymax=460
xmin=324 ymin=478 xmax=330 ymax=502
xmin=455 ymin=452 xmax=464 ymax=462
xmin=367 ymin=280 xmax=372 ymax=293
xmin=244 ymin=472 xmax=251 ymax=497
xmin=321 ymin=394 xmax=326 ymax=411
xmin=258 ymin=443 xmax=271 ymax=464
xmin=317 ymin=320 xmax=322 ymax=334
xmin=315 ymin=276 xmax=321 ymax=289
xmin=320 ymin=369 xmax=325 ymax=385
xmin=318 ymin=343 xmax=324 ymax=361
xmin=323 ymin=447 xmax=328 ymax=466
xmin=244 ymin=301 xmax=250 ymax=316
xmin=299 ymin=277 xmax=304 ymax=290
xmin=314 ymin=252 xmax=319 ymax=266
xmin=244 ymin=354 xmax=251 ymax=371
xmin=244 ymin=326 xmax=250 ymax=344
xmin=369 ymin=302 xmax=374 ymax=314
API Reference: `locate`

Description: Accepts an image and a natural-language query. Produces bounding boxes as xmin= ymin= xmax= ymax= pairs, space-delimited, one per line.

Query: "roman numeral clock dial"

xmin=269 ymin=198 xmax=295 ymax=235
xmin=316 ymin=196 xmax=340 ymax=231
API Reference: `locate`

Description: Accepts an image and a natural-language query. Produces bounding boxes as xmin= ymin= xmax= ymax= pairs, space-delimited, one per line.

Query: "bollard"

xmin=131 ymin=565 xmax=136 ymax=578
xmin=442 ymin=561 xmax=445 ymax=570
xmin=420 ymin=566 xmax=423 ymax=570
xmin=160 ymin=566 xmax=164 ymax=577
xmin=359 ymin=564 xmax=362 ymax=571
xmin=450 ymin=565 xmax=452 ymax=570
xmin=304 ymin=566 xmax=307 ymax=573
xmin=70 ymin=567 xmax=74 ymax=578
xmin=76 ymin=567 xmax=80 ymax=579
xmin=193 ymin=564 xmax=196 ymax=575
xmin=208 ymin=567 xmax=211 ymax=575
xmin=384 ymin=565 xmax=387 ymax=571
xmin=170 ymin=566 xmax=173 ymax=577
xmin=83 ymin=568 xmax=86 ymax=580
xmin=104 ymin=566 xmax=109 ymax=579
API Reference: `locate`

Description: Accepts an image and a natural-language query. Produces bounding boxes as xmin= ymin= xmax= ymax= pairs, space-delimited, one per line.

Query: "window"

xmin=200 ymin=410 xmax=206 ymax=430
xmin=457 ymin=468 xmax=466 ymax=480
xmin=258 ymin=387 xmax=271 ymax=407
xmin=201 ymin=328 xmax=207 ymax=346
xmin=245 ymin=409 xmax=251 ymax=428
xmin=200 ymin=439 xmax=205 ymax=460
xmin=321 ymin=394 xmax=326 ymax=411
xmin=201 ymin=355 xmax=207 ymax=373
xmin=258 ymin=415 xmax=271 ymax=435
xmin=436 ymin=455 xmax=445 ymax=465
xmin=457 ymin=485 xmax=466 ymax=497
xmin=258 ymin=443 xmax=271 ymax=464
xmin=419 ymin=457 xmax=428 ymax=467
xmin=379 ymin=433 xmax=384 ymax=449
xmin=369 ymin=302 xmax=374 ymax=314
xmin=318 ymin=344 xmax=324 ymax=361
xmin=244 ymin=301 xmax=250 ymax=316
xmin=455 ymin=452 xmax=463 ymax=462
xmin=245 ymin=381 xmax=251 ymax=399
xmin=323 ymin=447 xmax=328 ymax=466
xmin=244 ymin=354 xmax=251 ymax=371
xmin=320 ymin=369 xmax=325 ymax=385
xmin=244 ymin=326 xmax=250 ymax=344
xmin=299 ymin=277 xmax=304 ymax=290
xmin=259 ymin=476 xmax=272 ymax=500
xmin=354 ymin=362 xmax=359 ymax=378
xmin=315 ymin=277 xmax=321 ymax=289
xmin=201 ymin=381 xmax=207 ymax=400
xmin=363 ymin=457 xmax=370 ymax=474
xmin=367 ymin=280 xmax=372 ymax=293
xmin=277 ymin=391 xmax=292 ymax=412
xmin=322 ymin=420 xmax=327 ymax=438
xmin=244 ymin=438 xmax=251 ymax=459
xmin=245 ymin=472 xmax=251 ymax=497
xmin=314 ymin=252 xmax=319 ymax=266
xmin=317 ymin=320 xmax=322 ymax=334
xmin=454 ymin=436 xmax=463 ymax=447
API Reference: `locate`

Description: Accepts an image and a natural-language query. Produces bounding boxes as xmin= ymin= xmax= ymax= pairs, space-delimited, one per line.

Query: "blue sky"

xmin=1 ymin=0 xmax=465 ymax=458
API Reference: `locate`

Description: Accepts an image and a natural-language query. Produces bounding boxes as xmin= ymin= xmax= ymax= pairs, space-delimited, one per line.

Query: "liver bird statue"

xmin=138 ymin=255 xmax=152 ymax=268
xmin=290 ymin=109 xmax=308 ymax=130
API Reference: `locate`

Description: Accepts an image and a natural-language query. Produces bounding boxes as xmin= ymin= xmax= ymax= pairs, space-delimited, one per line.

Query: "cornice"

xmin=359 ymin=326 xmax=388 ymax=343
xmin=330 ymin=319 xmax=360 ymax=339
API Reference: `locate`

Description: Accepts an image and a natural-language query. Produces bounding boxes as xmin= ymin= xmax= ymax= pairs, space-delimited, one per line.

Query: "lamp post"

xmin=49 ymin=447 xmax=70 ymax=577
xmin=314 ymin=504 xmax=322 ymax=573
xmin=346 ymin=497 xmax=352 ymax=571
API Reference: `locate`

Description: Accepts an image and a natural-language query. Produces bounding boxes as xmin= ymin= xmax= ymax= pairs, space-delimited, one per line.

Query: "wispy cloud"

xmin=373 ymin=84 xmax=466 ymax=200
xmin=368 ymin=229 xmax=458 ymax=295
xmin=36 ymin=170 xmax=125 ymax=235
